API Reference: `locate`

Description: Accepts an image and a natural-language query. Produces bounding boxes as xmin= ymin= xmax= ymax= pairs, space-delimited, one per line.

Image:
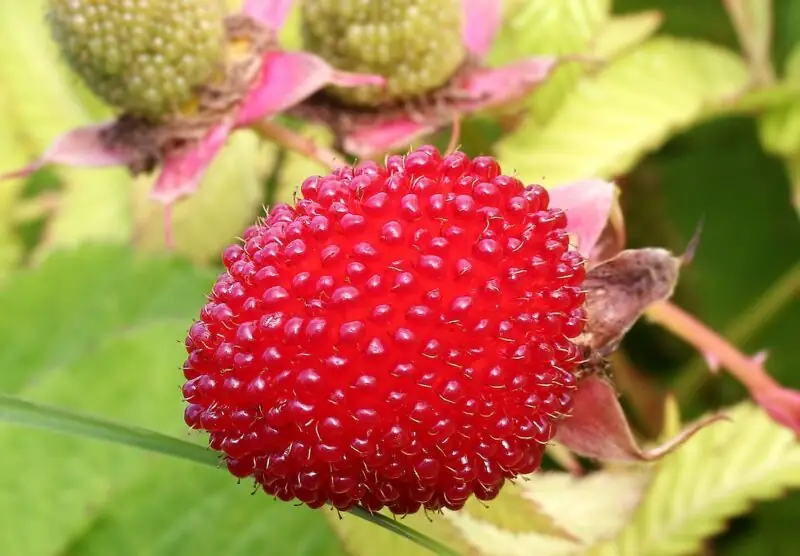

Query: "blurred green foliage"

xmin=0 ymin=1 xmax=798 ymax=555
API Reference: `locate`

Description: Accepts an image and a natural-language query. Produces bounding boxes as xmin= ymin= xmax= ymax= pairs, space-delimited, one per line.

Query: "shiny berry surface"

xmin=183 ymin=147 xmax=587 ymax=514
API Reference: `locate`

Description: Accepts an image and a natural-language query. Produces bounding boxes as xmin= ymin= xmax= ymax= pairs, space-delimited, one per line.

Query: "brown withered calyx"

xmin=575 ymin=247 xmax=684 ymax=378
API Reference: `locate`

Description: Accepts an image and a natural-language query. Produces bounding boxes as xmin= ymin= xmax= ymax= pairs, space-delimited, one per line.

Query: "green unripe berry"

xmin=47 ymin=0 xmax=226 ymax=120
xmin=301 ymin=0 xmax=466 ymax=107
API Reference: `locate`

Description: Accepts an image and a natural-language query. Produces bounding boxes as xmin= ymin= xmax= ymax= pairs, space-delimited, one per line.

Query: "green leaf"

xmin=589 ymin=403 xmax=800 ymax=556
xmin=446 ymin=511 xmax=583 ymax=556
xmin=497 ymin=37 xmax=749 ymax=184
xmin=439 ymin=470 xmax=650 ymax=556
xmin=0 ymin=245 xmax=216 ymax=392
xmin=37 ymin=166 xmax=132 ymax=257
xmin=722 ymin=0 xmax=776 ymax=85
xmin=0 ymin=247 xmax=343 ymax=556
xmin=0 ymin=393 xmax=456 ymax=556
xmin=592 ymin=11 xmax=664 ymax=60
xmin=0 ymin=245 xmax=455 ymax=556
xmin=0 ymin=321 xmax=343 ymax=556
xmin=488 ymin=0 xmax=611 ymax=123
xmin=0 ymin=229 xmax=22 ymax=283
xmin=514 ymin=470 xmax=652 ymax=545
xmin=326 ymin=469 xmax=647 ymax=556
xmin=132 ymin=130 xmax=276 ymax=264
xmin=63 ymin=457 xmax=342 ymax=556
xmin=459 ymin=481 xmax=578 ymax=537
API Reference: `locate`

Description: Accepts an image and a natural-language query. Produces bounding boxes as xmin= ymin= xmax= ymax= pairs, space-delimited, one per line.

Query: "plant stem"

xmin=252 ymin=120 xmax=348 ymax=170
xmin=646 ymin=301 xmax=775 ymax=395
xmin=445 ymin=113 xmax=461 ymax=155
xmin=671 ymin=262 xmax=800 ymax=398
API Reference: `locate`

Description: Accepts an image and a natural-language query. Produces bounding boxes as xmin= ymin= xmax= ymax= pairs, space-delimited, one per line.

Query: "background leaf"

xmin=488 ymin=0 xmax=611 ymax=123
xmin=329 ymin=509 xmax=476 ymax=556
xmin=0 ymin=0 xmax=131 ymax=255
xmin=132 ymin=131 xmax=276 ymax=264
xmin=1 ymin=1 xmax=799 ymax=554
xmin=497 ymin=37 xmax=749 ymax=185
xmin=590 ymin=403 xmax=800 ymax=556
xmin=593 ymin=10 xmax=664 ymax=59
xmin=0 ymin=246 xmax=343 ymax=556
xmin=442 ymin=469 xmax=651 ymax=556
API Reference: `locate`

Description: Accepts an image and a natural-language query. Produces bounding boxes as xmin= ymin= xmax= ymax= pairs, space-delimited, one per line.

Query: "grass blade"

xmin=0 ymin=393 xmax=219 ymax=466
xmin=0 ymin=393 xmax=459 ymax=556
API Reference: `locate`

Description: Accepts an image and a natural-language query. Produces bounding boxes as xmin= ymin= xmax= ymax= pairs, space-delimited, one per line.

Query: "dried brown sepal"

xmin=579 ymin=247 xmax=682 ymax=357
xmin=555 ymin=374 xmax=727 ymax=462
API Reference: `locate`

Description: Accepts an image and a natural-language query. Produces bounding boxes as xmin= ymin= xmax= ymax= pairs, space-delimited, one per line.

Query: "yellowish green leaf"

xmin=0 ymin=0 xmax=133 ymax=255
xmin=133 ymin=130 xmax=275 ymax=264
xmin=278 ymin=0 xmax=303 ymax=50
xmin=517 ymin=470 xmax=651 ymax=545
xmin=488 ymin=0 xmax=611 ymax=124
xmin=327 ymin=510 xmax=476 ymax=556
xmin=37 ymin=167 xmax=132 ymax=254
xmin=497 ymin=38 xmax=749 ymax=184
xmin=592 ymin=11 xmax=663 ymax=60
xmin=446 ymin=511 xmax=581 ymax=556
xmin=460 ymin=482 xmax=577 ymax=539
xmin=590 ymin=403 xmax=800 ymax=556
xmin=758 ymin=101 xmax=800 ymax=155
xmin=0 ymin=1 xmax=96 ymax=150
xmin=376 ymin=469 xmax=650 ymax=556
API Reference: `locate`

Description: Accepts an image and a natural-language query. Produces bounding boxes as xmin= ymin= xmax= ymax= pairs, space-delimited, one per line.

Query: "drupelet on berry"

xmin=182 ymin=146 xmax=591 ymax=514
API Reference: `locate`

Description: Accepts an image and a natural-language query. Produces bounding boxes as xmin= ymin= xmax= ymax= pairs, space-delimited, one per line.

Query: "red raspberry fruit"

xmin=182 ymin=146 xmax=587 ymax=514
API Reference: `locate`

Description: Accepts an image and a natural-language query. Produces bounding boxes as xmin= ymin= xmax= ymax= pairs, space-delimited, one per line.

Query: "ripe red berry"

xmin=182 ymin=146 xmax=588 ymax=514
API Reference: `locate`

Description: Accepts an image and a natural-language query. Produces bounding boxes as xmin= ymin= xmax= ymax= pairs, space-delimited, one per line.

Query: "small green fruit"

xmin=301 ymin=0 xmax=466 ymax=107
xmin=47 ymin=0 xmax=226 ymax=120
